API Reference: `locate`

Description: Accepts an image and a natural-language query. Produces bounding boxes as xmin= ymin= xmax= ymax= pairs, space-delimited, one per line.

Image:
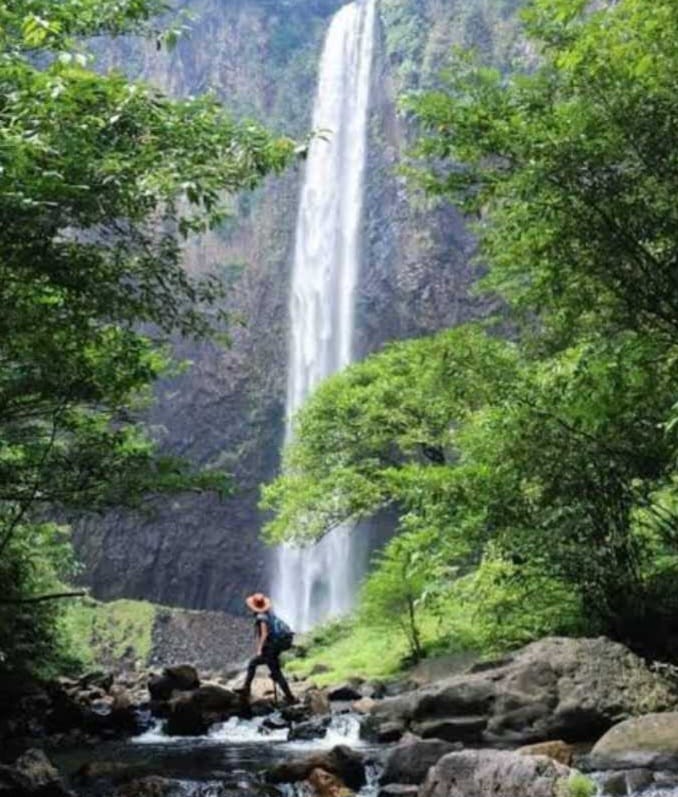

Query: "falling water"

xmin=272 ymin=0 xmax=377 ymax=631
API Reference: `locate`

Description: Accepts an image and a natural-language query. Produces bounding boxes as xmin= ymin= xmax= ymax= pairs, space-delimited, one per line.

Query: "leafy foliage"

xmin=408 ymin=0 xmax=678 ymax=346
xmin=1 ymin=0 xmax=295 ymax=676
xmin=264 ymin=0 xmax=678 ymax=662
xmin=359 ymin=532 xmax=429 ymax=662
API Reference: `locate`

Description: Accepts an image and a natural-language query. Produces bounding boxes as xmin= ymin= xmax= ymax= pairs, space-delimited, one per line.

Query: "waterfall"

xmin=271 ymin=0 xmax=377 ymax=632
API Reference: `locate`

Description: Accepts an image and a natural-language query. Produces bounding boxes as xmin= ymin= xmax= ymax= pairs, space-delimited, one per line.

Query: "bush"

xmin=0 ymin=524 xmax=86 ymax=679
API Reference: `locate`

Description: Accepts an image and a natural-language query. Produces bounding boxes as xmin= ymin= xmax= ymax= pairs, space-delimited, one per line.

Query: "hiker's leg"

xmin=264 ymin=647 xmax=295 ymax=701
xmin=243 ymin=652 xmax=265 ymax=694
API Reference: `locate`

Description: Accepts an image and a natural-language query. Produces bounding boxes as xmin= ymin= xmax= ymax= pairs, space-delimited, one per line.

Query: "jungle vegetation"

xmin=0 ymin=0 xmax=294 ymax=677
xmin=264 ymin=0 xmax=678 ymax=671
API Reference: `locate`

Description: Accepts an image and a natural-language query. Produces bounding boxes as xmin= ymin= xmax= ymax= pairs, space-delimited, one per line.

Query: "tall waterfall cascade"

xmin=272 ymin=0 xmax=377 ymax=632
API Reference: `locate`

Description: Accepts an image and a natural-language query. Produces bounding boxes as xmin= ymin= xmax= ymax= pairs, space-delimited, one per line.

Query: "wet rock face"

xmin=150 ymin=609 xmax=252 ymax=671
xmin=367 ymin=637 xmax=678 ymax=746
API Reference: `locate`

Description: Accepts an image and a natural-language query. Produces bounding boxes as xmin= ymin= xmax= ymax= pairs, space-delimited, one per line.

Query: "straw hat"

xmin=245 ymin=592 xmax=271 ymax=613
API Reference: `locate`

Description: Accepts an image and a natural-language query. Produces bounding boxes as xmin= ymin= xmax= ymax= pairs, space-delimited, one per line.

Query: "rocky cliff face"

xmin=73 ymin=0 xmax=525 ymax=612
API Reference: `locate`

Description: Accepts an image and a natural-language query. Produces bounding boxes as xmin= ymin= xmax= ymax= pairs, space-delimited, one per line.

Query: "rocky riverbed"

xmin=5 ymin=637 xmax=678 ymax=797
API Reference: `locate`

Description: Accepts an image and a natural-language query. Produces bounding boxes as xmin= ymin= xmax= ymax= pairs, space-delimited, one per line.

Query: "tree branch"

xmin=0 ymin=591 xmax=87 ymax=605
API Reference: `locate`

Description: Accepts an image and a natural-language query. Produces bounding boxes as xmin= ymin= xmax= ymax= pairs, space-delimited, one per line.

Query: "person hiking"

xmin=240 ymin=592 xmax=297 ymax=705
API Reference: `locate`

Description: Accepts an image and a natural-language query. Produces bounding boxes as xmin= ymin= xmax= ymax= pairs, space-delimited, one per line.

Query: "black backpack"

xmin=268 ymin=612 xmax=294 ymax=651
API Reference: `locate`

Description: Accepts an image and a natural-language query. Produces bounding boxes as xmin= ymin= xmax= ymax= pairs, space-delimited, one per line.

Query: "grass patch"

xmin=287 ymin=603 xmax=483 ymax=686
xmin=284 ymin=564 xmax=581 ymax=686
xmin=62 ymin=597 xmax=157 ymax=670
xmin=287 ymin=620 xmax=408 ymax=685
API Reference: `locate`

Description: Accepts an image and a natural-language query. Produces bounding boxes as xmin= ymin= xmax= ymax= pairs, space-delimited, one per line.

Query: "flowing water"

xmin=54 ymin=715 xmax=381 ymax=797
xmin=271 ymin=0 xmax=378 ymax=632
xmin=53 ymin=715 xmax=678 ymax=797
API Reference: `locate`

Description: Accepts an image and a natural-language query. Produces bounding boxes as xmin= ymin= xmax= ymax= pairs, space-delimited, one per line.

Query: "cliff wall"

xmin=73 ymin=0 xmax=524 ymax=613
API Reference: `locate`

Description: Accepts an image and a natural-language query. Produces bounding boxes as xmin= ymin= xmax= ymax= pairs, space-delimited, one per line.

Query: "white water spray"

xmin=272 ymin=0 xmax=377 ymax=631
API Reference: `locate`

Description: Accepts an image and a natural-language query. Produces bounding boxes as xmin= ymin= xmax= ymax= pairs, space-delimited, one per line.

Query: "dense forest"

xmin=263 ymin=0 xmax=678 ymax=674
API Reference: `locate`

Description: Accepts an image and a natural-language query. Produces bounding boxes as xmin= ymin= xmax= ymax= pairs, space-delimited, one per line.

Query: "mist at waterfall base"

xmin=271 ymin=0 xmax=379 ymax=632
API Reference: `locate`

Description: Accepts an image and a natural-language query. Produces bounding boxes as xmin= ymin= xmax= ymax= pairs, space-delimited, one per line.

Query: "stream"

xmin=50 ymin=712 xmax=678 ymax=797
xmin=53 ymin=714 xmax=383 ymax=797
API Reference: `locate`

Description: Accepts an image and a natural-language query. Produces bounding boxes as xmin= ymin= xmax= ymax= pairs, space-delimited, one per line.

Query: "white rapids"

xmin=272 ymin=0 xmax=378 ymax=631
xmin=132 ymin=713 xmax=362 ymax=750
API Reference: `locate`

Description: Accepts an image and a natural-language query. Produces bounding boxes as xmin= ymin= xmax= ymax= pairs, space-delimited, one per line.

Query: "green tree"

xmin=264 ymin=0 xmax=678 ymax=660
xmin=409 ymin=0 xmax=678 ymax=347
xmin=360 ymin=531 xmax=432 ymax=663
xmin=0 ymin=0 xmax=295 ymax=674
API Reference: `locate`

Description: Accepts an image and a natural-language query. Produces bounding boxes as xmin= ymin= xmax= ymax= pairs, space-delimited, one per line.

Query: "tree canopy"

xmin=1 ymin=0 xmax=295 ymax=674
xmin=263 ymin=0 xmax=678 ymax=660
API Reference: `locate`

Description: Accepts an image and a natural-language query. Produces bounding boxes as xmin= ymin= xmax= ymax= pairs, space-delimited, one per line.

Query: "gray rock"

xmin=288 ymin=717 xmax=330 ymax=741
xmin=419 ymin=749 xmax=571 ymax=797
xmin=280 ymin=704 xmax=312 ymax=724
xmin=626 ymin=769 xmax=654 ymax=792
xmin=191 ymin=683 xmax=239 ymax=713
xmin=590 ymin=712 xmax=678 ymax=770
xmin=380 ymin=737 xmax=462 ymax=785
xmin=598 ymin=768 xmax=654 ymax=795
xmin=653 ymin=770 xmax=678 ymax=787
xmin=597 ymin=771 xmax=628 ymax=796
xmin=360 ymin=714 xmax=407 ymax=743
xmin=369 ymin=638 xmax=678 ymax=745
xmin=412 ymin=716 xmax=487 ymax=743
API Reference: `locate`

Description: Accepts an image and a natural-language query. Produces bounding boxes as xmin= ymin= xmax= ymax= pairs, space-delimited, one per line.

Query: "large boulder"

xmin=419 ymin=750 xmax=572 ymax=797
xmin=191 ymin=683 xmax=240 ymax=713
xmin=148 ymin=665 xmax=199 ymax=702
xmin=589 ymin=712 xmax=678 ymax=771
xmin=266 ymin=746 xmax=366 ymax=791
xmin=164 ymin=695 xmax=210 ymax=736
xmin=379 ymin=737 xmax=461 ymax=785
xmin=163 ymin=665 xmax=200 ymax=691
xmin=367 ymin=638 xmax=678 ymax=745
